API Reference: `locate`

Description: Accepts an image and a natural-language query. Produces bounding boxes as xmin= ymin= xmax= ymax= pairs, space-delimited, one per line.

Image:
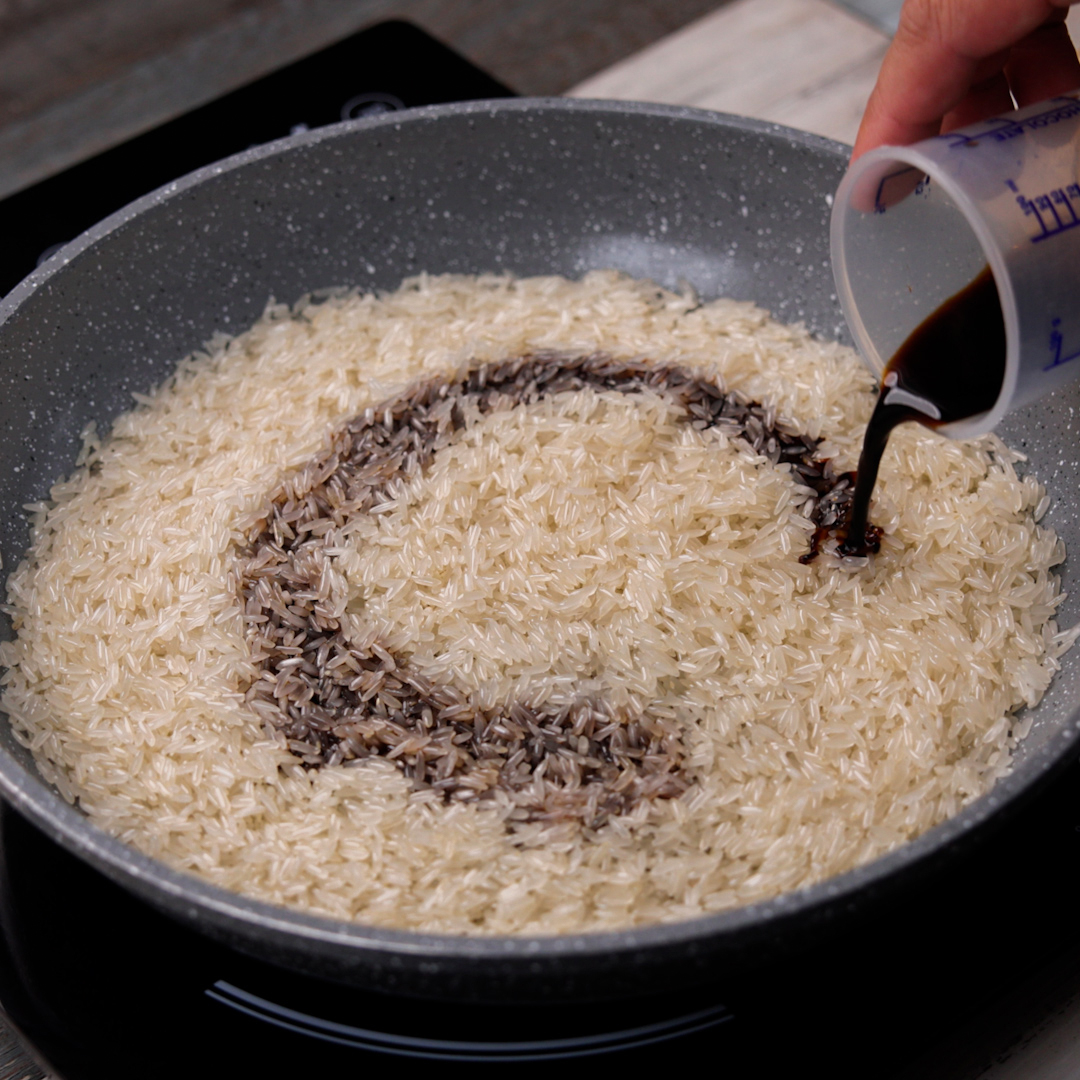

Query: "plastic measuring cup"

xmin=831 ymin=90 xmax=1080 ymax=438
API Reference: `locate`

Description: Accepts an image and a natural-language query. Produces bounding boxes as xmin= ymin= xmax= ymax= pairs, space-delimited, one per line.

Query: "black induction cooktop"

xmin=0 ymin=19 xmax=513 ymax=300
xmin=2 ymin=17 xmax=1080 ymax=1080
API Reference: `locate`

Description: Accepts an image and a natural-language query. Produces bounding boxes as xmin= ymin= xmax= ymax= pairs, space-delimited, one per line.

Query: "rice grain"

xmin=0 ymin=270 xmax=1072 ymax=935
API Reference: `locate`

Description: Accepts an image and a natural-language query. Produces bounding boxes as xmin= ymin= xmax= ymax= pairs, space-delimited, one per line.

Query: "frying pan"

xmin=1 ymin=99 xmax=1079 ymax=1002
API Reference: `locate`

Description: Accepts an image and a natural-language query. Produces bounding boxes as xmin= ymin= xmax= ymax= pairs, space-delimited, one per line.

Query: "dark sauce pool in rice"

xmin=239 ymin=352 xmax=870 ymax=827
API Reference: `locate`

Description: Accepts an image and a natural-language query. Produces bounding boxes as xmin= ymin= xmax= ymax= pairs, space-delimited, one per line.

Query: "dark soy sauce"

xmin=838 ymin=265 xmax=1007 ymax=557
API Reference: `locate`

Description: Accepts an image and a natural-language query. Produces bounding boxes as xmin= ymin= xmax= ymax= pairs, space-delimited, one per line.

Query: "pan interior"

xmin=0 ymin=101 xmax=1078 ymax=968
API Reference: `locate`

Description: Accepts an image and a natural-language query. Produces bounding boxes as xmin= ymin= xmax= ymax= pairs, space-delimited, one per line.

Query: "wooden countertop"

xmin=570 ymin=0 xmax=1080 ymax=150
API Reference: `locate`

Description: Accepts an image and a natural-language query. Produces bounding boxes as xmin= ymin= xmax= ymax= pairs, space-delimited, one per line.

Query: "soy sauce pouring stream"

xmin=838 ymin=265 xmax=1008 ymax=557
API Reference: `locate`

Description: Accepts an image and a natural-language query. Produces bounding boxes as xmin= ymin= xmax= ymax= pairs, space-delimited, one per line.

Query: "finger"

xmin=1005 ymin=17 xmax=1080 ymax=105
xmin=852 ymin=0 xmax=1077 ymax=158
xmin=939 ymin=70 xmax=1015 ymax=132
xmin=853 ymin=35 xmax=988 ymax=157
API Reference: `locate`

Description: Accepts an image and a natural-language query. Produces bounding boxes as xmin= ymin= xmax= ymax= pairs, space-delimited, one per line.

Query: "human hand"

xmin=853 ymin=0 xmax=1080 ymax=158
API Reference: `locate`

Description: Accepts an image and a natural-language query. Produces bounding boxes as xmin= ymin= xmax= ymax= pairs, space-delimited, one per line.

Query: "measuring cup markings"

xmin=872 ymin=166 xmax=929 ymax=213
xmin=937 ymin=96 xmax=1080 ymax=150
xmin=1046 ymin=319 xmax=1080 ymax=372
xmin=1018 ymin=185 xmax=1080 ymax=242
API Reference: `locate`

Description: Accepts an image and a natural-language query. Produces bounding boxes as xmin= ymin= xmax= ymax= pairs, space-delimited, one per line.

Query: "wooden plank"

xmin=761 ymin=48 xmax=884 ymax=144
xmin=568 ymin=0 xmax=889 ymax=144
xmin=570 ymin=0 xmax=1080 ymax=148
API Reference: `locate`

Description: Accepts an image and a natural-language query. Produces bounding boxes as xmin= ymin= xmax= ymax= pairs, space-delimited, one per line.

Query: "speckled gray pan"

xmin=1 ymin=99 xmax=1079 ymax=1000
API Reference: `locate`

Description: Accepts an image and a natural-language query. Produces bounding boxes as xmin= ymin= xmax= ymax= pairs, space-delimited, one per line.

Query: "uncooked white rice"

xmin=1 ymin=270 xmax=1075 ymax=934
